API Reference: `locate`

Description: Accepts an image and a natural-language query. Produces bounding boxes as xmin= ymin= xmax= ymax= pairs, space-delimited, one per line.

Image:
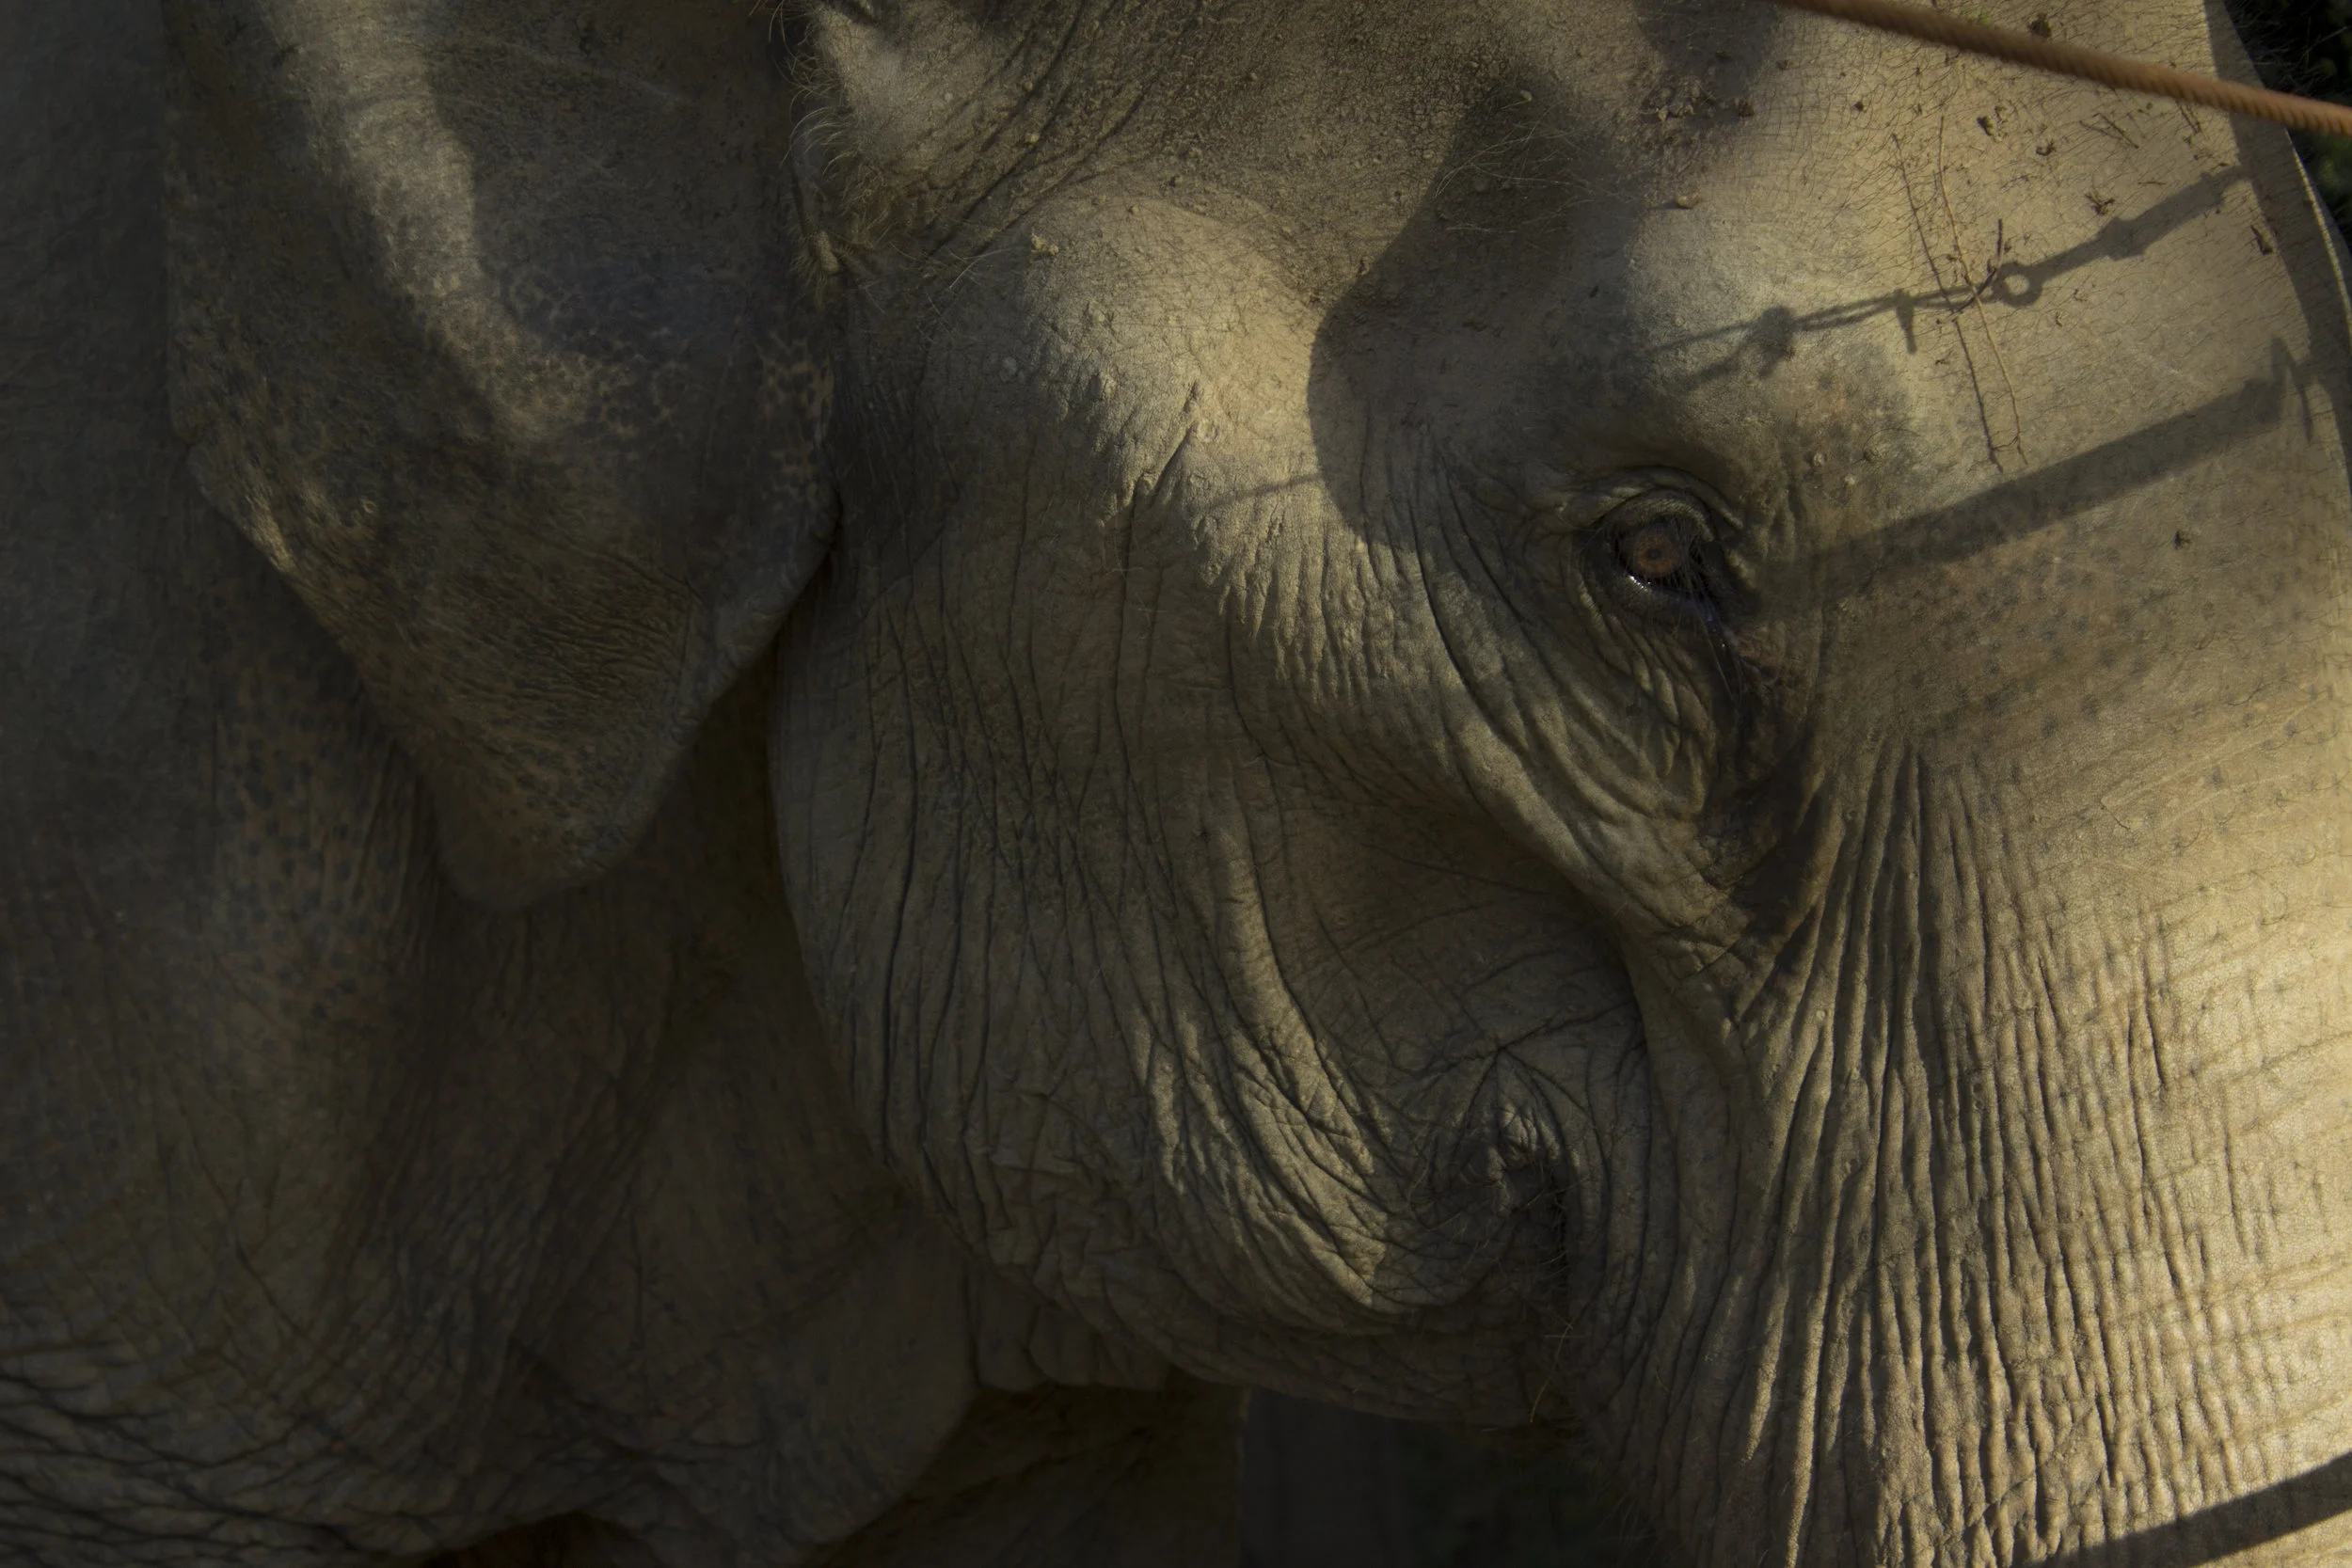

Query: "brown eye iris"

xmin=1609 ymin=496 xmax=1708 ymax=591
xmin=1619 ymin=520 xmax=1692 ymax=583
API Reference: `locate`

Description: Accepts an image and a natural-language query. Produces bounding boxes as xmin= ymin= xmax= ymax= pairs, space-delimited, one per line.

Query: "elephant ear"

xmin=164 ymin=0 xmax=829 ymax=904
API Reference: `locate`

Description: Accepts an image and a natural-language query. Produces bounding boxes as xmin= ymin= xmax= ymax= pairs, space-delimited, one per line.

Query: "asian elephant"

xmin=7 ymin=0 xmax=2352 ymax=1561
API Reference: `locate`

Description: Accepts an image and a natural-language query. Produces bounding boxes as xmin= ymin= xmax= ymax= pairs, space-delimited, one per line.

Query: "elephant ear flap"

xmin=164 ymin=0 xmax=832 ymax=905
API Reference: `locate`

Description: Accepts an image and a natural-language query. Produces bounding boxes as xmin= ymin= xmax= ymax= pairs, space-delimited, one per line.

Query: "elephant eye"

xmin=1605 ymin=492 xmax=1712 ymax=600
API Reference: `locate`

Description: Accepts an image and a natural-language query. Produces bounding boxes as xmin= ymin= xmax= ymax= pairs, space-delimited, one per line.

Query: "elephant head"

xmin=165 ymin=0 xmax=2352 ymax=1561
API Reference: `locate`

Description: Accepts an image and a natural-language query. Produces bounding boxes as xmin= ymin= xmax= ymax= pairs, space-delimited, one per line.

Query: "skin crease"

xmin=6 ymin=0 xmax=2352 ymax=1566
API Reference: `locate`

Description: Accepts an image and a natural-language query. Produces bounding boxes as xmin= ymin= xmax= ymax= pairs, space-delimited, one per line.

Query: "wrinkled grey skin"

xmin=8 ymin=0 xmax=2352 ymax=1561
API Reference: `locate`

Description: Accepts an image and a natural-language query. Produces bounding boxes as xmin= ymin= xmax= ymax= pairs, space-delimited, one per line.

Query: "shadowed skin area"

xmin=7 ymin=0 xmax=2352 ymax=1566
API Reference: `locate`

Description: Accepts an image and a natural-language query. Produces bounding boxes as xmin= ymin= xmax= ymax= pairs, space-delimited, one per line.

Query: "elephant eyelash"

xmin=759 ymin=0 xmax=880 ymax=37
xmin=1454 ymin=461 xmax=1742 ymax=623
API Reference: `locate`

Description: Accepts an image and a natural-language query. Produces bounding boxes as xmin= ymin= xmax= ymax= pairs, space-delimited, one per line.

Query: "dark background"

xmin=2230 ymin=0 xmax=2352 ymax=231
xmin=1242 ymin=9 xmax=2352 ymax=1566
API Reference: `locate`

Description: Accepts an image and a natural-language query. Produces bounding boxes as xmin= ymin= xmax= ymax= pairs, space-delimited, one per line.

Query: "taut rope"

xmin=1762 ymin=0 xmax=2352 ymax=140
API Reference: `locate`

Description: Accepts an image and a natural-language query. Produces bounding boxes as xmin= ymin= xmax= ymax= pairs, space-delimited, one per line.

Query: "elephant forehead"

xmin=991 ymin=196 xmax=1316 ymax=412
xmin=882 ymin=191 xmax=1379 ymax=621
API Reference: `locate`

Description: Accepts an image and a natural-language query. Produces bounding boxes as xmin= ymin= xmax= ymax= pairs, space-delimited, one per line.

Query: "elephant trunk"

xmin=1590 ymin=682 xmax=2352 ymax=1565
